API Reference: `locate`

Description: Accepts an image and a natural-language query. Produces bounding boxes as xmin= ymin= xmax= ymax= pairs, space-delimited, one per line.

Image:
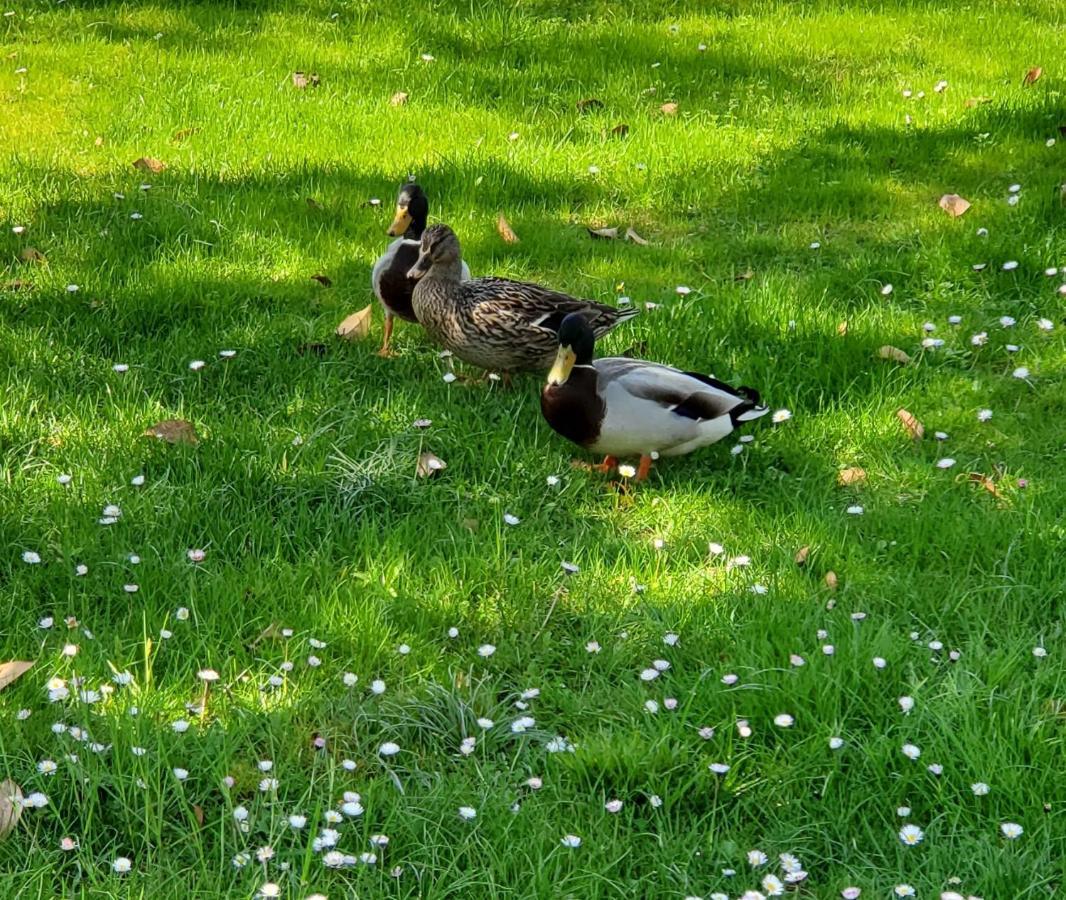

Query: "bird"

xmin=541 ymin=313 xmax=768 ymax=480
xmin=371 ymin=183 xmax=469 ymax=356
xmin=408 ymin=224 xmax=638 ymax=375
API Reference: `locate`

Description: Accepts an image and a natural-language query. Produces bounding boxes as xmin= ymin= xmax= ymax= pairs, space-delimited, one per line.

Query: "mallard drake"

xmin=371 ymin=183 xmax=470 ymax=356
xmin=541 ymin=313 xmax=768 ymax=480
xmin=407 ymin=223 xmax=638 ymax=374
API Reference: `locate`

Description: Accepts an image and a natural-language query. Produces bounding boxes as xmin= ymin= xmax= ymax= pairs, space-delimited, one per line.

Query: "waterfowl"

xmin=541 ymin=313 xmax=768 ymax=480
xmin=408 ymin=224 xmax=638 ymax=374
xmin=371 ymin=183 xmax=469 ymax=356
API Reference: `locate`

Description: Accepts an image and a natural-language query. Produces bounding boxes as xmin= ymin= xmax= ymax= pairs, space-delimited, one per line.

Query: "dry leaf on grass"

xmin=0 ymin=780 xmax=24 ymax=841
xmin=390 ymin=91 xmax=409 ymax=106
xmin=896 ymin=408 xmax=924 ymax=440
xmin=172 ymin=127 xmax=199 ymax=143
xmin=576 ymin=97 xmax=604 ymax=113
xmin=838 ymin=467 xmax=867 ymax=486
xmin=310 ymin=274 xmax=332 ymax=287
xmin=144 ymin=419 xmax=200 ymax=445
xmin=964 ymin=96 xmax=992 ymax=107
xmin=192 ymin=804 xmax=205 ymax=827
xmin=0 ymin=660 xmax=33 ymax=692
xmin=132 ymin=157 xmax=166 ymax=174
xmin=824 ymin=571 xmax=838 ymax=591
xmin=610 ymin=123 xmax=629 ymax=137
xmin=794 ymin=545 xmax=811 ymax=566
xmin=416 ymin=451 xmax=447 ymax=478
xmin=734 ymin=269 xmax=754 ymax=283
xmin=496 ymin=215 xmax=520 ymax=244
xmin=624 ymin=227 xmax=648 ymax=245
xmin=336 ymin=305 xmax=373 ymax=340
xmin=878 ymin=345 xmax=912 ymax=364
xmin=587 ymin=226 xmax=618 ymax=240
xmin=1023 ymin=66 xmax=1043 ymax=86
xmin=938 ymin=193 xmax=971 ymax=217
xmin=19 ymin=247 xmax=45 ymax=263
xmin=660 ymin=102 xmax=679 ymax=115
xmin=837 ymin=321 xmax=848 ymax=336
xmin=968 ymin=472 xmax=1003 ymax=499
xmin=292 ymin=71 xmax=320 ymax=89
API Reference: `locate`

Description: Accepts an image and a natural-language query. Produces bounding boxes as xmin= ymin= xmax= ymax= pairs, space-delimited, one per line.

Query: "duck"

xmin=541 ymin=313 xmax=768 ymax=480
xmin=371 ymin=183 xmax=470 ymax=356
xmin=408 ymin=224 xmax=638 ymax=374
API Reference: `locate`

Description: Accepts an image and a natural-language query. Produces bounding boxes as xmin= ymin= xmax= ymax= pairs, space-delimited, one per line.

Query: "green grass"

xmin=2 ymin=0 xmax=1065 ymax=896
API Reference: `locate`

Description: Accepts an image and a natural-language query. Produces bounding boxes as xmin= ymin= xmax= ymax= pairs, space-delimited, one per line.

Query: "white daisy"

xmin=1000 ymin=822 xmax=1023 ymax=839
xmin=898 ymin=824 xmax=924 ymax=845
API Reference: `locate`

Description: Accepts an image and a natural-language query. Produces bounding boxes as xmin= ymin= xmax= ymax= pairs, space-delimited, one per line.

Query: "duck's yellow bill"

xmin=548 ymin=346 xmax=576 ymax=385
xmin=387 ymin=206 xmax=412 ymax=236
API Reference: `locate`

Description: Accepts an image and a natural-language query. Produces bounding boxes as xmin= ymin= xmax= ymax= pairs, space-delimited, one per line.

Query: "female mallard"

xmin=541 ymin=313 xmax=768 ymax=480
xmin=408 ymin=224 xmax=638 ymax=374
xmin=371 ymin=183 xmax=470 ymax=356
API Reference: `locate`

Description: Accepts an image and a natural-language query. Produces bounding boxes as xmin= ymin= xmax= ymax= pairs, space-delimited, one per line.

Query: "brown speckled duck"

xmin=541 ymin=313 xmax=768 ymax=480
xmin=371 ymin=183 xmax=470 ymax=356
xmin=407 ymin=224 xmax=638 ymax=374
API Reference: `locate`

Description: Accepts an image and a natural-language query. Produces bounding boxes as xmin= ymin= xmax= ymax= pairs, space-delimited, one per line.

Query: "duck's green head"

xmin=387 ymin=183 xmax=428 ymax=238
xmin=548 ymin=313 xmax=595 ymax=385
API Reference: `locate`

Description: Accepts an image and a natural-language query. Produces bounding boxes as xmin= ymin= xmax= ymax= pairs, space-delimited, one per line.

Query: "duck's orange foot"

xmin=572 ymin=455 xmax=618 ymax=474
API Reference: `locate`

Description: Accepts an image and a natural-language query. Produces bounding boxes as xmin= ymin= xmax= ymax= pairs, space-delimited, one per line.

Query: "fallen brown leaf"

xmin=132 ymin=157 xmax=166 ymax=174
xmin=660 ymin=102 xmax=679 ymax=116
xmin=172 ymin=127 xmax=199 ymax=143
xmin=587 ymin=226 xmax=619 ymax=240
xmin=837 ymin=321 xmax=848 ymax=336
xmin=192 ymin=804 xmax=204 ymax=827
xmin=292 ymin=71 xmax=320 ymax=89
xmin=734 ymin=269 xmax=754 ymax=283
xmin=310 ymin=274 xmax=332 ymax=287
xmin=824 ymin=571 xmax=838 ymax=591
xmin=20 ymin=247 xmax=45 ymax=263
xmin=390 ymin=91 xmax=409 ymax=106
xmin=794 ymin=545 xmax=810 ymax=566
xmin=968 ymin=472 xmax=1003 ymax=499
xmin=0 ymin=661 xmax=34 ymax=692
xmin=838 ymin=467 xmax=867 ymax=486
xmin=496 ymin=214 xmax=520 ymax=244
xmin=144 ymin=419 xmax=200 ymax=445
xmin=336 ymin=305 xmax=373 ymax=341
xmin=878 ymin=345 xmax=912 ymax=365
xmin=624 ymin=226 xmax=648 ymax=245
xmin=0 ymin=780 xmax=23 ymax=841
xmin=576 ymin=97 xmax=604 ymax=113
xmin=938 ymin=193 xmax=971 ymax=217
xmin=417 ymin=451 xmax=447 ymax=478
xmin=610 ymin=123 xmax=629 ymax=137
xmin=1023 ymin=66 xmax=1043 ymax=86
xmin=896 ymin=408 xmax=924 ymax=440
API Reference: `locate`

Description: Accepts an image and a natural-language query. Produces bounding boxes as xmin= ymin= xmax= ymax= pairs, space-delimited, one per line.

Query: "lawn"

xmin=1 ymin=0 xmax=1064 ymax=897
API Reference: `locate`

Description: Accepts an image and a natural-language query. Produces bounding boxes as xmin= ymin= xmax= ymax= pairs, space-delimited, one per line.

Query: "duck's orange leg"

xmin=635 ymin=454 xmax=654 ymax=482
xmin=571 ymin=455 xmax=618 ymax=474
xmin=377 ymin=314 xmax=396 ymax=358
